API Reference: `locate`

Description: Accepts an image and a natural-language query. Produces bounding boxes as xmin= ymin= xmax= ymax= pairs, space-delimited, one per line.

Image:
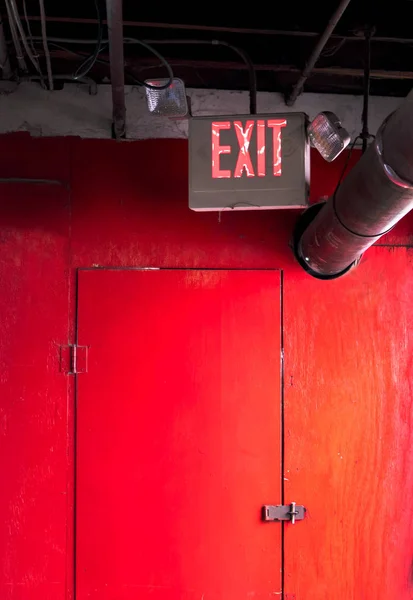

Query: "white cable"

xmin=7 ymin=0 xmax=43 ymax=75
xmin=4 ymin=0 xmax=27 ymax=70
xmin=37 ymin=0 xmax=53 ymax=90
xmin=22 ymin=0 xmax=38 ymax=57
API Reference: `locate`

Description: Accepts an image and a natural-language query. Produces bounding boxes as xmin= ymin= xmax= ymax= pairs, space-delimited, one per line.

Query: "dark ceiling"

xmin=2 ymin=0 xmax=413 ymax=99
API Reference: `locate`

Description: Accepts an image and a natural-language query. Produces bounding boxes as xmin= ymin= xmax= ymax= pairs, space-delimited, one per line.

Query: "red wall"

xmin=0 ymin=133 xmax=412 ymax=600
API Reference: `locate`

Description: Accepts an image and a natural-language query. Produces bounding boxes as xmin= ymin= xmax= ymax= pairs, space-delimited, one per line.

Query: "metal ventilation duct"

xmin=293 ymin=90 xmax=413 ymax=279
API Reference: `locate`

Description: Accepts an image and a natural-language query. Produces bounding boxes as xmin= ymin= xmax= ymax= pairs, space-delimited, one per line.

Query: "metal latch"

xmin=60 ymin=344 xmax=89 ymax=374
xmin=262 ymin=503 xmax=306 ymax=525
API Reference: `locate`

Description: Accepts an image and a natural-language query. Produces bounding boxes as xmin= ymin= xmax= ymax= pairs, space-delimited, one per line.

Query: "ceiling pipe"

xmin=0 ymin=14 xmax=12 ymax=78
xmin=15 ymin=15 xmax=413 ymax=45
xmin=293 ymin=89 xmax=413 ymax=279
xmin=36 ymin=47 xmax=413 ymax=81
xmin=3 ymin=1 xmax=27 ymax=71
xmin=106 ymin=0 xmax=126 ymax=138
xmin=286 ymin=0 xmax=352 ymax=106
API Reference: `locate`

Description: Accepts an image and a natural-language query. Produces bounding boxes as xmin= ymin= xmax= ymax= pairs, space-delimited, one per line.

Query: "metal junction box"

xmin=189 ymin=112 xmax=310 ymax=211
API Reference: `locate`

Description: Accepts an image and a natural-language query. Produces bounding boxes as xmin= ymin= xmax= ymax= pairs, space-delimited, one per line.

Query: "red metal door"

xmin=76 ymin=269 xmax=282 ymax=600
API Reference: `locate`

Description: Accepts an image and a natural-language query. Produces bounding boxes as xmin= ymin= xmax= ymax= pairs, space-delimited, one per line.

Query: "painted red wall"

xmin=0 ymin=133 xmax=412 ymax=600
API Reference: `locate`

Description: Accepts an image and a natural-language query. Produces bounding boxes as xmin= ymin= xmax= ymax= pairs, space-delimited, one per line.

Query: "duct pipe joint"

xmin=292 ymin=202 xmax=359 ymax=280
xmin=375 ymin=115 xmax=413 ymax=191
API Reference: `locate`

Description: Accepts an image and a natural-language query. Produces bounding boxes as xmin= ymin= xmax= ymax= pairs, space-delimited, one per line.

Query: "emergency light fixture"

xmin=145 ymin=78 xmax=188 ymax=117
xmin=308 ymin=111 xmax=350 ymax=162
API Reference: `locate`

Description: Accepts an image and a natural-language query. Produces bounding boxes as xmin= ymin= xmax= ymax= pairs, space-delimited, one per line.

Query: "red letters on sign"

xmin=211 ymin=121 xmax=231 ymax=178
xmin=233 ymin=121 xmax=255 ymax=178
xmin=268 ymin=119 xmax=287 ymax=176
xmin=256 ymin=120 xmax=266 ymax=177
xmin=211 ymin=119 xmax=287 ymax=179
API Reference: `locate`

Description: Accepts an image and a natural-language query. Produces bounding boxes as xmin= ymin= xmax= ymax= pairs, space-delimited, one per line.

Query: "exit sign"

xmin=189 ymin=113 xmax=310 ymax=211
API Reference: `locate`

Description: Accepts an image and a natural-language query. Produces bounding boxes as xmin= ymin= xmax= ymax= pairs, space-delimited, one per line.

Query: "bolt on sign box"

xmin=189 ymin=113 xmax=310 ymax=211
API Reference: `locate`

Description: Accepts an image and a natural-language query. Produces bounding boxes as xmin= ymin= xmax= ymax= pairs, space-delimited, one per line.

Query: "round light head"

xmin=145 ymin=78 xmax=188 ymax=117
xmin=308 ymin=111 xmax=350 ymax=162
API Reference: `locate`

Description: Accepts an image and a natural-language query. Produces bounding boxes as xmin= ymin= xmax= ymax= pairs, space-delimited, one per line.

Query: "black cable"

xmin=214 ymin=40 xmax=257 ymax=114
xmin=49 ymin=40 xmax=107 ymax=62
xmin=144 ymin=39 xmax=257 ymax=114
xmin=334 ymin=135 xmax=361 ymax=194
xmin=47 ymin=41 xmax=145 ymax=86
xmin=361 ymin=27 xmax=374 ymax=153
xmin=31 ymin=36 xmax=174 ymax=87
xmin=73 ymin=0 xmax=103 ymax=80
xmin=123 ymin=38 xmax=173 ymax=89
xmin=321 ymin=38 xmax=346 ymax=57
xmin=43 ymin=35 xmax=256 ymax=106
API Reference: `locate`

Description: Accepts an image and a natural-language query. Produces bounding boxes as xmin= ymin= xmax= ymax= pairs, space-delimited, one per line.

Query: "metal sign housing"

xmin=189 ymin=113 xmax=310 ymax=211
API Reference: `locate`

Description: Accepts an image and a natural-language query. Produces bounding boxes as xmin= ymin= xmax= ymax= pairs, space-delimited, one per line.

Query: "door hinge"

xmin=60 ymin=344 xmax=89 ymax=374
xmin=262 ymin=503 xmax=306 ymax=525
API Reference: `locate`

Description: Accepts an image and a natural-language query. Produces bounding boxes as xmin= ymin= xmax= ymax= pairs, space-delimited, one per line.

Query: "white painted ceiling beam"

xmin=0 ymin=82 xmax=402 ymax=140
